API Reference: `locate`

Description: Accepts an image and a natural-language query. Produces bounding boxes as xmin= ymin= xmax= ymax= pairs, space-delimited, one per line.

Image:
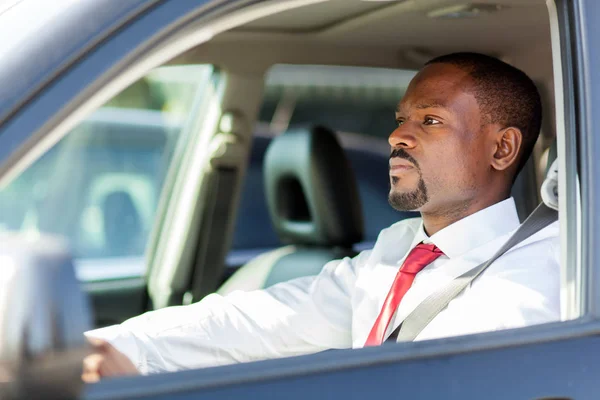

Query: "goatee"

xmin=388 ymin=176 xmax=428 ymax=211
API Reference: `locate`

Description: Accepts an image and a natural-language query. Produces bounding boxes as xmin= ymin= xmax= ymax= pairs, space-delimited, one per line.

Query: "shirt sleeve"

xmin=85 ymin=250 xmax=370 ymax=374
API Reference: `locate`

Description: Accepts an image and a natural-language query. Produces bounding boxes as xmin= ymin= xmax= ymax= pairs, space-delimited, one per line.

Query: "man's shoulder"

xmin=506 ymin=219 xmax=560 ymax=265
xmin=512 ymin=219 xmax=559 ymax=250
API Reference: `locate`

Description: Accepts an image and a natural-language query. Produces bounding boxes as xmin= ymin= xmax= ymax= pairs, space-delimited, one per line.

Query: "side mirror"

xmin=0 ymin=233 xmax=92 ymax=399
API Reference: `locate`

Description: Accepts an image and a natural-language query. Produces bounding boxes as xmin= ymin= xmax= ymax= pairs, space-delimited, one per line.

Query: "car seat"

xmin=218 ymin=126 xmax=364 ymax=294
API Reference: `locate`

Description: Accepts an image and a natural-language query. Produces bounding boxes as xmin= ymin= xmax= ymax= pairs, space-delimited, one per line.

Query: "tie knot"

xmin=400 ymin=243 xmax=444 ymax=274
xmin=415 ymin=242 xmax=443 ymax=254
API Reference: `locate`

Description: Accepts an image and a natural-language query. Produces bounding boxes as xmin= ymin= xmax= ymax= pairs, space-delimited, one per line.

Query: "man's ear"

xmin=491 ymin=126 xmax=522 ymax=171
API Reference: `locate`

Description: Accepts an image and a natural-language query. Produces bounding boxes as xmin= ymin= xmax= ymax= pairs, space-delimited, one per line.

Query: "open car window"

xmin=0 ymin=0 xmax=594 ymax=398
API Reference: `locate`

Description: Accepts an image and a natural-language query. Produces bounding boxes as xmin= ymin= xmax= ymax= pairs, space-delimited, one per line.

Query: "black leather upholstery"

xmin=218 ymin=126 xmax=364 ymax=294
xmin=265 ymin=126 xmax=364 ymax=246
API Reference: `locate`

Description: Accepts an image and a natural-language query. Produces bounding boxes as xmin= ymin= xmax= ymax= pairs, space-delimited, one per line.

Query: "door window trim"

xmin=0 ymin=0 xmax=597 ymax=394
xmin=549 ymin=0 xmax=583 ymax=321
xmin=85 ymin=0 xmax=599 ymax=391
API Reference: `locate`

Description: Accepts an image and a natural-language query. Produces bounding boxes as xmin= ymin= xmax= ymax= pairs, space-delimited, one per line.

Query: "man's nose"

xmin=388 ymin=124 xmax=417 ymax=149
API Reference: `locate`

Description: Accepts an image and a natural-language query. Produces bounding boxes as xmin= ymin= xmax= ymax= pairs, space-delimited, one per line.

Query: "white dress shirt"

xmin=86 ymin=197 xmax=560 ymax=374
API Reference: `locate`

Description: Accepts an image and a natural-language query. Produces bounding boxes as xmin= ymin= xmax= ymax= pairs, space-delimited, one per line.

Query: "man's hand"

xmin=82 ymin=338 xmax=139 ymax=383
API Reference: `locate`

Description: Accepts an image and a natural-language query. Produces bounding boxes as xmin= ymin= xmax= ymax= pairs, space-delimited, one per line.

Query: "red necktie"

xmin=364 ymin=243 xmax=444 ymax=346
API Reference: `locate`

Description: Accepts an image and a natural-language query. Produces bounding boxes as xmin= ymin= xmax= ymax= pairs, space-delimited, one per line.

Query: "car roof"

xmin=0 ymin=0 xmax=152 ymax=125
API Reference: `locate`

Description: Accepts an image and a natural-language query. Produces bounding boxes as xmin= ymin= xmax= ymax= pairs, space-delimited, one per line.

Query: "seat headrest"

xmin=264 ymin=126 xmax=364 ymax=247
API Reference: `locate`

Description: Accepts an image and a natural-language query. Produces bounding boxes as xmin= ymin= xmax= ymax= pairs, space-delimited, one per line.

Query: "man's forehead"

xmin=397 ymin=64 xmax=474 ymax=112
xmin=395 ymin=99 xmax=450 ymax=113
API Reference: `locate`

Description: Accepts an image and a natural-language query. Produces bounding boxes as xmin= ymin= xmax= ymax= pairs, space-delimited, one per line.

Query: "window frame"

xmin=0 ymin=0 xmax=596 ymax=396
xmin=88 ymin=0 xmax=600 ymax=396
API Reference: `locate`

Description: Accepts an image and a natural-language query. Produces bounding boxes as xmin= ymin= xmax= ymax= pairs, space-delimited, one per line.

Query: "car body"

xmin=0 ymin=0 xmax=597 ymax=399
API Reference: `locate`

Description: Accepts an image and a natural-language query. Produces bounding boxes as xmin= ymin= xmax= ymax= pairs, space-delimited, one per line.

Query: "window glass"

xmin=0 ymin=64 xmax=214 ymax=280
xmin=229 ymin=65 xmax=419 ymax=261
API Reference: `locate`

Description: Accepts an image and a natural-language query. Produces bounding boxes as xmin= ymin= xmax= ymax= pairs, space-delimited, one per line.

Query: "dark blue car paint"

xmin=84 ymin=319 xmax=598 ymax=399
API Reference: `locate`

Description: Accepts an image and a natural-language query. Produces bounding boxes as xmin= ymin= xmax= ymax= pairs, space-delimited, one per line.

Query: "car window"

xmin=0 ymin=64 xmax=214 ymax=280
xmin=229 ymin=65 xmax=419 ymax=260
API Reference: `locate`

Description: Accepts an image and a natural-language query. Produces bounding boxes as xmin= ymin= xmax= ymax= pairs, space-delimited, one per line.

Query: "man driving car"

xmin=82 ymin=52 xmax=560 ymax=382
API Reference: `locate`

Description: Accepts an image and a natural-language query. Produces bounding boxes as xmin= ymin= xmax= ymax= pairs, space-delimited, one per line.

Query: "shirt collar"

xmin=408 ymin=197 xmax=520 ymax=259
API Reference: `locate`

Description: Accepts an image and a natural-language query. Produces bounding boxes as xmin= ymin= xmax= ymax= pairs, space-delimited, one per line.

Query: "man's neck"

xmin=420 ymin=193 xmax=511 ymax=236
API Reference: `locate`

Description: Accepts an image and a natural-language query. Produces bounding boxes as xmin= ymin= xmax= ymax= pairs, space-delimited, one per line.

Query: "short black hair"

xmin=425 ymin=52 xmax=542 ymax=178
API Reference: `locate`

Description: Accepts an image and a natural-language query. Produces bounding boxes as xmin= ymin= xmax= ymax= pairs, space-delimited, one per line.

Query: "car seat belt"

xmin=387 ymin=159 xmax=560 ymax=343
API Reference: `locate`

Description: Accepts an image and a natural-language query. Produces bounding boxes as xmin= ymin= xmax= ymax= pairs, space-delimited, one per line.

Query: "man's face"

xmin=389 ymin=63 xmax=493 ymax=215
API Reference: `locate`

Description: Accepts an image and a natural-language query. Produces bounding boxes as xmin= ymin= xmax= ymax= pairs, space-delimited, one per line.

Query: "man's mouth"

xmin=389 ymin=158 xmax=415 ymax=172
xmin=389 ymin=148 xmax=419 ymax=173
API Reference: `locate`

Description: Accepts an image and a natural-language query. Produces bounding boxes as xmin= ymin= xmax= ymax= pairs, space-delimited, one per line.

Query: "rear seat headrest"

xmin=264 ymin=126 xmax=364 ymax=247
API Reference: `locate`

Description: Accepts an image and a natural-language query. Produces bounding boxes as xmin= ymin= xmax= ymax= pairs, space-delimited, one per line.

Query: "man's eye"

xmin=396 ymin=118 xmax=405 ymax=127
xmin=423 ymin=117 xmax=441 ymax=125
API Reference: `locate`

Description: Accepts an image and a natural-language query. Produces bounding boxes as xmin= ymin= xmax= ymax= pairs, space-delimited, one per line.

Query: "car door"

xmin=83 ymin=0 xmax=599 ymax=398
xmin=1 ymin=0 xmax=597 ymax=399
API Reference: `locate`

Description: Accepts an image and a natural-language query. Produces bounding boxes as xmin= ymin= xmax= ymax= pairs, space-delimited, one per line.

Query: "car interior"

xmin=0 ymin=0 xmax=562 ymax=333
xmin=163 ymin=0 xmax=557 ymax=308
xmin=219 ymin=125 xmax=366 ymax=294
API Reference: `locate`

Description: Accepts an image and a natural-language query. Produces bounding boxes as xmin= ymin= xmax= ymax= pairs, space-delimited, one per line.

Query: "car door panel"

xmin=83 ymin=326 xmax=598 ymax=399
